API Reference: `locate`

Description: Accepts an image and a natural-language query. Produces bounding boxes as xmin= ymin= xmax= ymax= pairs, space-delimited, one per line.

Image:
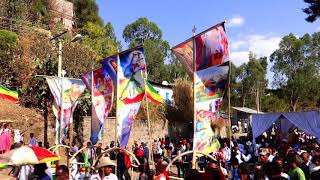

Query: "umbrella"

xmin=0 ymin=146 xmax=60 ymax=165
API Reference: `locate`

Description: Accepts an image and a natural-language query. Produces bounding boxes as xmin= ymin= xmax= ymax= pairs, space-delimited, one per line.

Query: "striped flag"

xmin=145 ymin=81 xmax=165 ymax=105
xmin=0 ymin=85 xmax=19 ymax=103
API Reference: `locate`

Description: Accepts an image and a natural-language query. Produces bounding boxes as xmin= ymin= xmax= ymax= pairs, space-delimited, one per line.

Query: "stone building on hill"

xmin=50 ymin=0 xmax=74 ymax=30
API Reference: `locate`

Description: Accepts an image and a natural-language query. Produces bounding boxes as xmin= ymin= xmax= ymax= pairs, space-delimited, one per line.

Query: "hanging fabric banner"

xmin=81 ymin=68 xmax=114 ymax=145
xmin=46 ymin=77 xmax=86 ymax=143
xmin=117 ymin=47 xmax=146 ymax=148
xmin=101 ymin=56 xmax=117 ymax=87
xmin=172 ymin=22 xmax=230 ymax=154
xmin=0 ymin=84 xmax=19 ymax=103
xmin=171 ymin=40 xmax=194 ymax=76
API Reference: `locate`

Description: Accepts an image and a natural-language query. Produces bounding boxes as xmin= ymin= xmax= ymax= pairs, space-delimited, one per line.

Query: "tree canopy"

xmin=303 ymin=0 xmax=320 ymax=22
xmin=270 ymin=33 xmax=320 ymax=111
xmin=73 ymin=0 xmax=103 ymax=28
xmin=122 ymin=17 xmax=186 ymax=82
xmin=123 ymin=17 xmax=162 ymax=46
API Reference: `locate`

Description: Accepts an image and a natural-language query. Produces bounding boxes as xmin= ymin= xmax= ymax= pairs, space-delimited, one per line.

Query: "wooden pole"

xmin=114 ymin=50 xmax=120 ymax=175
xmin=191 ymin=26 xmax=197 ymax=169
xmin=115 ymin=51 xmax=120 ymax=148
xmin=228 ymin=60 xmax=233 ymax=144
xmin=143 ymin=62 xmax=155 ymax=169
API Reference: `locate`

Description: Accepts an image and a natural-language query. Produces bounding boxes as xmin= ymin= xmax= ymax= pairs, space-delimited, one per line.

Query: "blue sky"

xmin=97 ymin=0 xmax=319 ymax=83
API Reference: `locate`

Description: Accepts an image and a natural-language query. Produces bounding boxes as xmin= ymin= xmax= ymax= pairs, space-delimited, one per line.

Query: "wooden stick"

xmin=191 ymin=26 xmax=197 ymax=169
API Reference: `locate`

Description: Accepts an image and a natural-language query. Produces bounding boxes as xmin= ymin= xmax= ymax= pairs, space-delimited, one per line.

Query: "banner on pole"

xmin=46 ymin=77 xmax=85 ymax=142
xmin=81 ymin=68 xmax=114 ymax=145
xmin=116 ymin=47 xmax=146 ymax=148
xmin=194 ymin=63 xmax=229 ymax=153
xmin=173 ymin=22 xmax=230 ymax=154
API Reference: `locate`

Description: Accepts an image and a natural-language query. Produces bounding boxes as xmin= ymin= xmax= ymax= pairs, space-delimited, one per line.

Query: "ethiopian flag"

xmin=145 ymin=81 xmax=165 ymax=105
xmin=0 ymin=85 xmax=19 ymax=103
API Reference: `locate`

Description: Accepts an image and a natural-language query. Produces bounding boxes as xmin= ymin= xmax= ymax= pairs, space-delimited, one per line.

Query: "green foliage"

xmin=123 ymin=17 xmax=162 ymax=45
xmin=143 ymin=38 xmax=170 ymax=82
xmin=0 ymin=30 xmax=18 ymax=49
xmin=261 ymin=90 xmax=290 ymax=112
xmin=270 ymin=33 xmax=320 ymax=111
xmin=73 ymin=0 xmax=103 ymax=28
xmin=122 ymin=17 xmax=183 ymax=83
xmin=235 ymin=53 xmax=268 ymax=111
xmin=0 ymin=0 xmax=49 ymax=24
xmin=0 ymin=30 xmax=18 ymax=85
xmin=303 ymin=0 xmax=320 ymax=22
xmin=81 ymin=22 xmax=120 ymax=58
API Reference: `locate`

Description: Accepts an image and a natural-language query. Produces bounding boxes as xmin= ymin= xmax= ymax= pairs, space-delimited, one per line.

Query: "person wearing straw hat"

xmin=95 ymin=156 xmax=118 ymax=180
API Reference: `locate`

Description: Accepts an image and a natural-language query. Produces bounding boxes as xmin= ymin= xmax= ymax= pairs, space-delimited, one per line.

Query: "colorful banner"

xmin=195 ymin=25 xmax=229 ymax=71
xmin=194 ymin=24 xmax=229 ymax=154
xmin=171 ymin=23 xmax=229 ymax=74
xmin=117 ymin=47 xmax=146 ymax=147
xmin=101 ymin=56 xmax=117 ymax=87
xmin=194 ymin=63 xmax=229 ymax=153
xmin=171 ymin=40 xmax=194 ymax=76
xmin=0 ymin=85 xmax=19 ymax=103
xmin=145 ymin=80 xmax=165 ymax=105
xmin=173 ymin=23 xmax=230 ymax=154
xmin=46 ymin=77 xmax=85 ymax=143
xmin=81 ymin=68 xmax=114 ymax=145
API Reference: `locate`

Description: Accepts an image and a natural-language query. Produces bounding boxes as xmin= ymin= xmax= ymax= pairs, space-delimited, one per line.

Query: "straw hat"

xmin=96 ymin=157 xmax=117 ymax=169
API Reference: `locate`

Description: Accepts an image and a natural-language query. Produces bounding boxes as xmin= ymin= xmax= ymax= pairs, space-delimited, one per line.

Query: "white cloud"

xmin=317 ymin=26 xmax=320 ymax=31
xmin=230 ymin=51 xmax=249 ymax=67
xmin=231 ymin=41 xmax=246 ymax=50
xmin=227 ymin=15 xmax=245 ymax=27
xmin=230 ymin=33 xmax=281 ymax=67
xmin=247 ymin=35 xmax=282 ymax=57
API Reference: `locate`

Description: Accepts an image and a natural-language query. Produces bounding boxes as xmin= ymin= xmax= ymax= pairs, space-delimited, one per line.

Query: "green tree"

xmin=303 ymin=0 xmax=320 ymax=22
xmin=0 ymin=0 xmax=49 ymax=24
xmin=0 ymin=30 xmax=18 ymax=86
xmin=81 ymin=22 xmax=120 ymax=58
xmin=261 ymin=89 xmax=290 ymax=112
xmin=122 ymin=17 xmax=162 ymax=46
xmin=270 ymin=33 xmax=320 ymax=111
xmin=122 ymin=17 xmax=174 ymax=82
xmin=73 ymin=0 xmax=103 ymax=28
xmin=236 ymin=53 xmax=268 ymax=111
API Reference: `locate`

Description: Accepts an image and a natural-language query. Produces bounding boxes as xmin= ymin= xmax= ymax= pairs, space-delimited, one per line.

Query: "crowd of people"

xmin=2 ymin=122 xmax=320 ymax=179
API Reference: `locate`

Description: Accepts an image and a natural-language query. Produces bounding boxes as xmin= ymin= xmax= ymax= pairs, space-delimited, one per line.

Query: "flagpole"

xmin=91 ymin=63 xmax=94 ymax=144
xmin=114 ymin=50 xmax=120 ymax=176
xmin=191 ymin=26 xmax=197 ymax=169
xmin=142 ymin=60 xmax=155 ymax=169
xmin=59 ymin=74 xmax=64 ymax=144
xmin=115 ymin=50 xmax=120 ymax=148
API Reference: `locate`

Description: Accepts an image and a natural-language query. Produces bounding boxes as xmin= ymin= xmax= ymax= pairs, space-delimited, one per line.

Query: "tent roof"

xmin=232 ymin=107 xmax=264 ymax=114
xmin=251 ymin=110 xmax=320 ymax=142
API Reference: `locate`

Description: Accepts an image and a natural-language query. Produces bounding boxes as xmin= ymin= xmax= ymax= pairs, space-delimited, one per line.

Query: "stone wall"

xmin=81 ymin=117 xmax=169 ymax=147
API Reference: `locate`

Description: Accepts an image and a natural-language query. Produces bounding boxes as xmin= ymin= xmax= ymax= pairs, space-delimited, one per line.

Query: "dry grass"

xmin=0 ymin=99 xmax=54 ymax=144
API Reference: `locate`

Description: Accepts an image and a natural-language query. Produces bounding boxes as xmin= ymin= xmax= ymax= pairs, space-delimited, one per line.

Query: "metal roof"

xmin=232 ymin=107 xmax=264 ymax=114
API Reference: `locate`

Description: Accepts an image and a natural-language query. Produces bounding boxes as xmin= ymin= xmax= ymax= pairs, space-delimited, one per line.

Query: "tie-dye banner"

xmin=46 ymin=77 xmax=86 ymax=143
xmin=101 ymin=56 xmax=117 ymax=87
xmin=173 ymin=22 xmax=230 ymax=154
xmin=171 ymin=40 xmax=194 ymax=76
xmin=194 ymin=63 xmax=229 ymax=154
xmin=117 ymin=47 xmax=146 ymax=148
xmin=81 ymin=68 xmax=114 ymax=145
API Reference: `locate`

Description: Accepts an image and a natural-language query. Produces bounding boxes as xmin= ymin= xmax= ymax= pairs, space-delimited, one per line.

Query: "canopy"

xmin=252 ymin=111 xmax=320 ymax=142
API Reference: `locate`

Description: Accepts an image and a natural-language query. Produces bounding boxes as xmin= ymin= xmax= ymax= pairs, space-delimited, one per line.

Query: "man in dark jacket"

xmin=311 ymin=155 xmax=320 ymax=180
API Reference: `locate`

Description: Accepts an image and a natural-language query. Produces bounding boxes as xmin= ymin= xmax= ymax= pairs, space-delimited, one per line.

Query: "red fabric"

xmin=124 ymin=152 xmax=132 ymax=168
xmin=136 ymin=148 xmax=144 ymax=157
xmin=155 ymin=171 xmax=170 ymax=180
xmin=30 ymin=146 xmax=58 ymax=161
